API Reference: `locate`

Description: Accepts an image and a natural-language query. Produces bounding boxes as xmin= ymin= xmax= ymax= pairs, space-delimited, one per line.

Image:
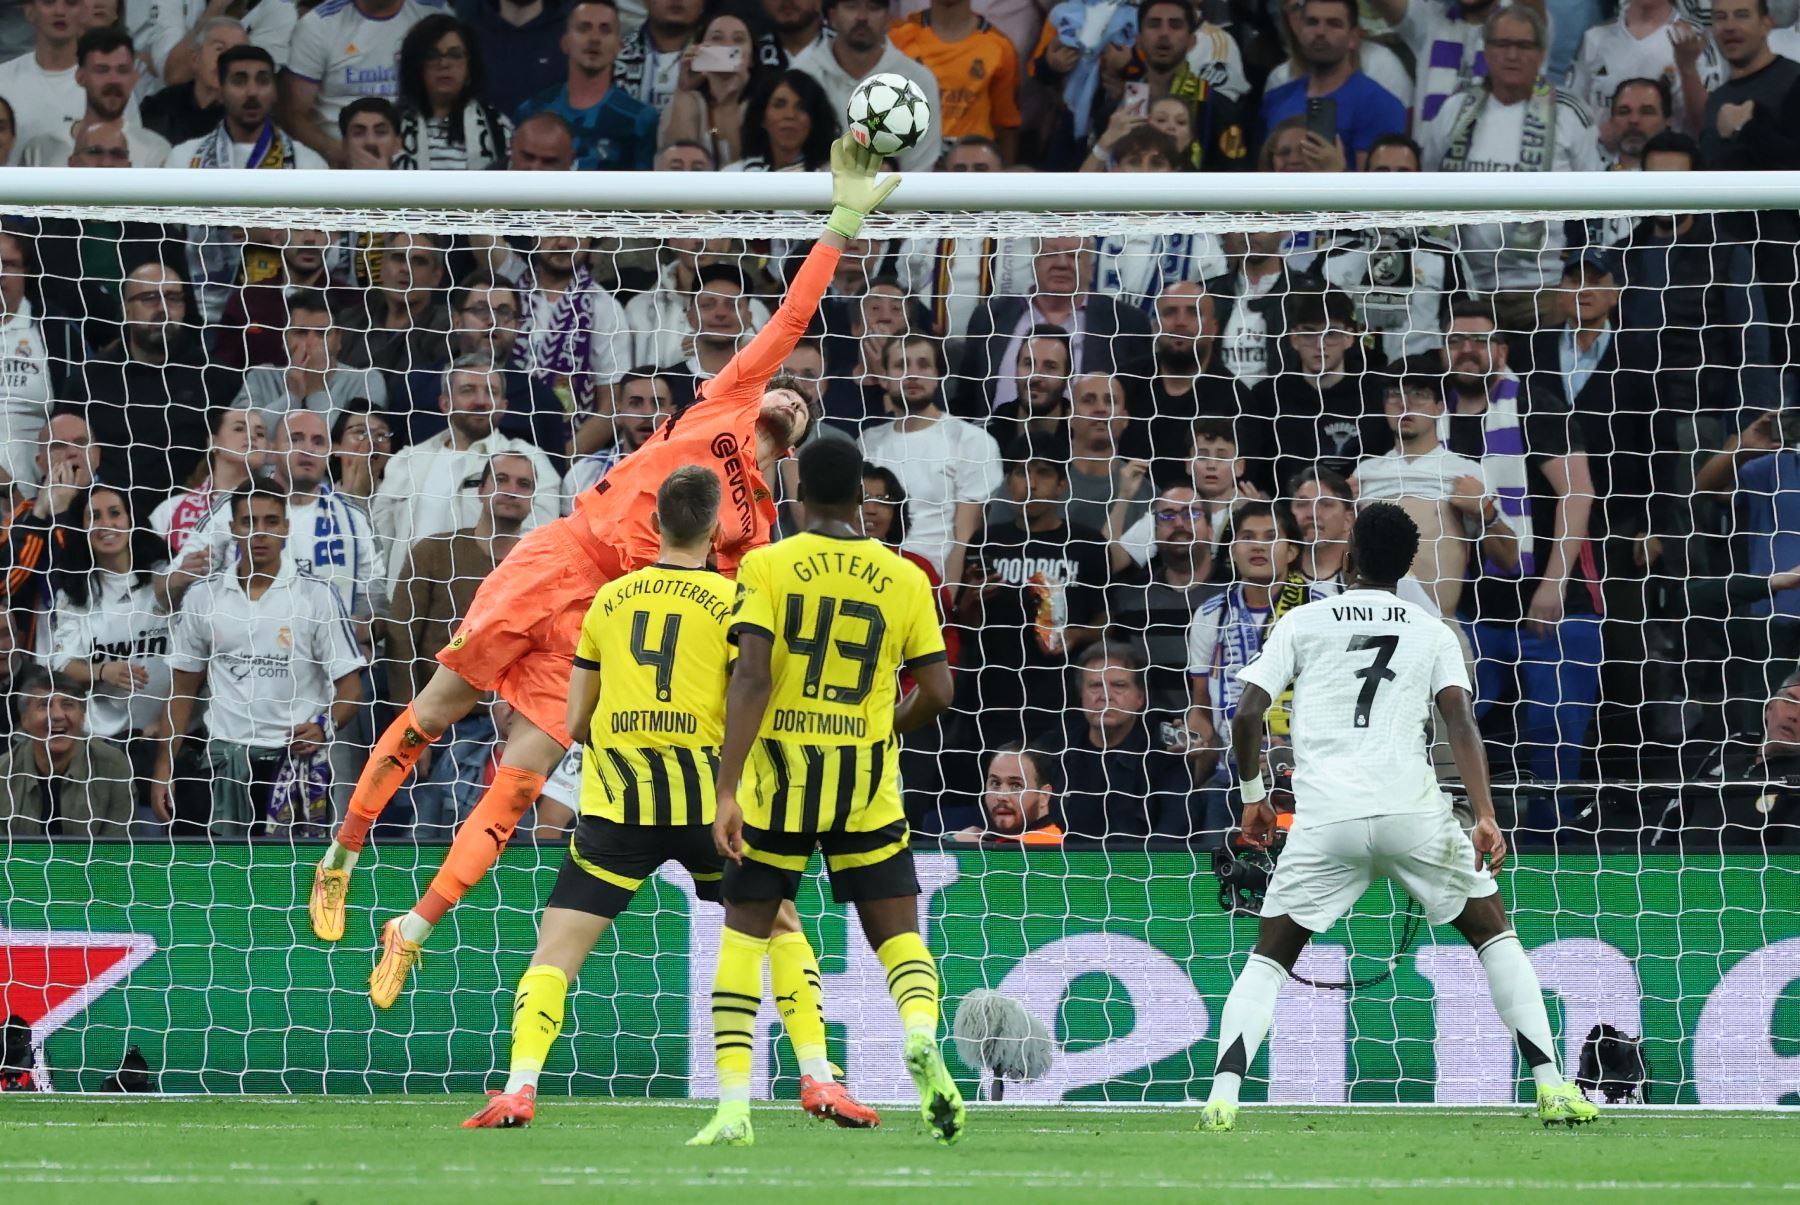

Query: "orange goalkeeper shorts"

xmin=436 ymin=517 xmax=614 ymax=747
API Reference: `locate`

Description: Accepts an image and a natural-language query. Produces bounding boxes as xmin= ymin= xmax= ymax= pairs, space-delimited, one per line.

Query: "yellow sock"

xmin=711 ymin=928 xmax=769 ymax=1105
xmin=769 ymin=930 xmax=831 ymax=1081
xmin=876 ymin=932 xmax=939 ymax=1040
xmin=505 ymin=964 xmax=567 ymax=1094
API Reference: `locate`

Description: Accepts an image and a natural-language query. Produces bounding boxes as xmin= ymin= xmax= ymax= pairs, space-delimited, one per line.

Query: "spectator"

xmin=167 ymin=46 xmax=328 ymax=173
xmin=655 ymin=137 xmax=714 ymax=169
xmin=1319 ymin=162 xmax=1456 ymax=361
xmin=338 ymin=94 xmax=403 ymax=168
xmin=1259 ymin=0 xmax=1405 ymax=169
xmin=1677 ymin=668 xmax=1800 ymax=846
xmin=0 ymin=612 xmax=19 ymax=739
xmin=1372 ymin=0 xmax=1493 ymax=124
xmin=954 ymin=434 xmax=1110 ymax=748
xmin=516 ymin=234 xmax=631 ymax=412
xmin=455 ymin=0 xmax=568 ymax=117
xmin=329 ymin=399 xmax=395 ymax=504
xmin=1353 ymin=359 xmax=1513 ymax=613
xmin=0 ymin=666 xmax=132 ymax=836
xmin=1183 ymin=499 xmax=1319 ymax=799
xmin=156 ymin=479 xmax=365 ymax=836
xmin=210 ymin=228 xmax=341 ymax=366
xmin=1067 ymin=371 xmax=1150 ymax=535
xmin=956 ymin=235 xmax=1154 ymax=417
xmin=18 ymin=27 xmax=166 ymax=165
xmin=0 ymin=0 xmax=88 ymax=153
xmin=43 ymin=483 xmax=178 ymax=801
xmin=280 ymin=0 xmax=438 ymax=167
xmin=1253 ymin=285 xmax=1379 ymax=492
xmin=1208 ymin=229 xmax=1295 ymax=390
xmin=1364 ymin=129 xmax=1421 ymax=172
xmin=1131 ymin=281 xmax=1241 ymax=466
xmin=660 ymin=10 xmax=764 ymax=166
xmin=393 ymin=13 xmax=512 ymax=169
xmin=0 ymin=226 xmax=51 ymax=492
xmin=790 ymin=0 xmax=943 ymax=171
xmin=505 ymin=108 xmax=577 ymax=169
xmin=1083 ymin=118 xmax=1180 ymax=174
xmin=617 ymin=0 xmax=702 ymax=113
xmin=4 ymin=414 xmax=100 ymax=646
xmin=623 ymin=239 xmax=764 ymax=369
xmin=1570 ymin=0 xmax=1718 ymax=137
xmin=62 ymin=261 xmax=234 ymax=516
xmin=1182 ymin=4 xmax=1250 ymax=101
xmin=1418 ymin=6 xmax=1603 ymax=332
xmin=0 ymin=96 xmax=15 ymax=164
xmin=1100 ymin=415 xmax=1262 ymax=571
xmin=61 ymin=112 xmax=130 ymax=166
xmin=1695 ymin=410 xmax=1800 ymax=618
xmin=1093 ymin=0 xmax=1247 ymax=174
xmin=515 ymin=0 xmax=657 ymax=171
xmin=141 ymin=0 xmax=294 ymax=92
xmin=149 ymin=403 xmax=267 ymax=554
xmin=1256 ymin=112 xmax=1347 ymax=171
xmin=951 ymin=744 xmax=1065 ymax=844
xmin=1598 ymin=75 xmax=1673 ymax=168
xmin=343 ymin=231 xmax=450 ymax=375
xmin=986 ymin=326 xmax=1072 ymax=455
xmin=140 ymin=17 xmax=244 ymax=146
xmin=389 ymin=451 xmax=535 ymax=834
xmin=723 ymin=66 xmax=837 ymax=169
xmin=893 ymin=178 xmax=1026 ymax=338
xmin=1040 ymin=641 xmax=1195 ymax=838
xmin=1107 ymin=479 xmax=1222 ymax=712
xmin=372 ymin=358 xmax=559 ymax=581
xmin=862 ymin=331 xmax=1002 ymax=585
xmin=1263 ymin=0 xmax=1410 ymax=110
xmin=562 ymin=367 xmax=674 ymax=496
xmin=764 ymin=0 xmax=825 ymax=58
xmin=891 ymin=0 xmax=1021 ymax=160
xmin=1441 ymin=298 xmax=1602 ymax=793
xmin=234 ymin=289 xmax=389 ymax=432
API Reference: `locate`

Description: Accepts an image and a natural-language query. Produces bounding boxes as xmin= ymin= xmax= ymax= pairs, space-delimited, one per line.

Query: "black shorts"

xmin=545 ymin=815 xmax=723 ymax=920
xmin=723 ymin=818 xmax=919 ymax=904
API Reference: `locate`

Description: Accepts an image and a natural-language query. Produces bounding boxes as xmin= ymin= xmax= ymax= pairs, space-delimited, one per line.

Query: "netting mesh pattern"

xmin=0 ymin=202 xmax=1796 ymax=1102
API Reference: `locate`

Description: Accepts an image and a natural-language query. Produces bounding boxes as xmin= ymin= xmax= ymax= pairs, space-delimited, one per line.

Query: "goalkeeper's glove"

xmin=827 ymin=134 xmax=901 ymax=240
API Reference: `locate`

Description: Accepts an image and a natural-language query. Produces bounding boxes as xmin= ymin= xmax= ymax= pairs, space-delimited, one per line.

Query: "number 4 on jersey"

xmin=1348 ymin=634 xmax=1399 ymax=728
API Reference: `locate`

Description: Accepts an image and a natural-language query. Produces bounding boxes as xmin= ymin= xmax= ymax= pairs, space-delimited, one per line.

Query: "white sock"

xmin=800 ymin=1057 xmax=834 ymax=1082
xmin=396 ymin=911 xmax=434 ymax=945
xmin=1209 ymin=953 xmax=1286 ymax=1105
xmin=321 ymin=842 xmax=358 ymax=873
xmin=503 ymin=1068 xmax=539 ymax=1095
xmin=720 ymin=1084 xmax=751 ymax=1106
xmin=1477 ymin=931 xmax=1564 ymax=1091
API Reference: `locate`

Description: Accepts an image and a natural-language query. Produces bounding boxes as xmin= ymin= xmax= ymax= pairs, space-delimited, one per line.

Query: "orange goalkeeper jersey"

xmin=567 ymin=239 xmax=841 ymax=580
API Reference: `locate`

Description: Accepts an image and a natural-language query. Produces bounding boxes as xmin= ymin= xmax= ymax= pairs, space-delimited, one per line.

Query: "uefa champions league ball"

xmin=846 ymin=73 xmax=932 ymax=157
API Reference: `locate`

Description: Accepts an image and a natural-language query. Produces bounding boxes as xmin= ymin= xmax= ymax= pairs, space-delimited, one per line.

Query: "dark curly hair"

xmin=1351 ymin=501 xmax=1421 ymax=587
xmin=398 ymin=14 xmax=483 ymax=121
xmin=740 ymin=69 xmax=839 ymax=170
xmin=51 ymin=484 xmax=164 ymax=609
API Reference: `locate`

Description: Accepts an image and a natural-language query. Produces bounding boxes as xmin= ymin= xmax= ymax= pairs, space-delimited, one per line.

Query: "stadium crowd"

xmin=0 ymin=0 xmax=1797 ymax=848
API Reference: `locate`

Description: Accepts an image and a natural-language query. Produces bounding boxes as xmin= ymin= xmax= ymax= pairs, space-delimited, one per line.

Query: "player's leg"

xmin=835 ymin=824 xmax=964 ymax=1146
xmin=765 ymin=891 xmax=880 ymax=1126
xmin=1202 ymin=820 xmax=1370 ymax=1132
xmin=308 ymin=667 xmax=481 ymax=942
xmin=370 ymin=711 xmax=567 ymax=1008
xmin=687 ymin=884 xmax=786 ymax=1148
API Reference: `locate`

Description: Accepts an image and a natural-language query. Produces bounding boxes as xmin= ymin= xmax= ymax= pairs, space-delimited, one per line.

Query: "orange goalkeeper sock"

xmin=336 ymin=704 xmax=441 ymax=854
xmin=415 ymin=765 xmax=544 ymax=925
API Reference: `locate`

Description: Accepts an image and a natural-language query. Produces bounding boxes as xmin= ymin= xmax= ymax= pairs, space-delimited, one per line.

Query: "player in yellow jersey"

xmin=688 ymin=439 xmax=964 ymax=1149
xmin=464 ymin=466 xmax=879 ymax=1130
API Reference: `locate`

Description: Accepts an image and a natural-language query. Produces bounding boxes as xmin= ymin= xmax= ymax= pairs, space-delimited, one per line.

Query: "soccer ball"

xmin=846 ymin=73 xmax=932 ymax=158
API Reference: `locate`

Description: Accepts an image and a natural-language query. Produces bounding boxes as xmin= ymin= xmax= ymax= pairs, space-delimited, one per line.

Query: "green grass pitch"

xmin=3 ymin=1097 xmax=1797 ymax=1203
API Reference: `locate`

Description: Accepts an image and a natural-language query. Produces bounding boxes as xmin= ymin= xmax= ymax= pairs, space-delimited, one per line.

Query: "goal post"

xmin=0 ymin=170 xmax=1797 ymax=1105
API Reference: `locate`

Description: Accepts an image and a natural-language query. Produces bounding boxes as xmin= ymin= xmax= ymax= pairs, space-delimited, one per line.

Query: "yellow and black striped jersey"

xmin=729 ymin=532 xmax=947 ymax=833
xmin=573 ymin=563 xmax=735 ymax=825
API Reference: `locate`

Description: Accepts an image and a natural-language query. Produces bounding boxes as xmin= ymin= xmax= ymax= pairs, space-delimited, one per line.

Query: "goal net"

xmin=1 ymin=171 xmax=1796 ymax=1105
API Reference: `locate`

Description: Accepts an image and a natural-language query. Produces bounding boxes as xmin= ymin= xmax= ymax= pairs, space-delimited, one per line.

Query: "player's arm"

xmin=1437 ymin=684 xmax=1506 ymax=873
xmin=713 ymin=629 xmax=773 ymax=863
xmin=1229 ymin=682 xmax=1278 ymax=848
xmin=895 ymin=657 xmax=953 ymax=734
xmin=567 ymin=661 xmax=600 ymax=747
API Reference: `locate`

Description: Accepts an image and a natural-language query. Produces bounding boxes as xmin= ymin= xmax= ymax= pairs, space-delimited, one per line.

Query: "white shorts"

xmin=1260 ymin=811 xmax=1497 ymax=932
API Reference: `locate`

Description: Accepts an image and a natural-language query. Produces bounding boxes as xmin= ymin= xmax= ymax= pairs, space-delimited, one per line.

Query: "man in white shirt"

xmin=168 ymin=44 xmax=328 ymax=168
xmin=791 ymin=0 xmax=942 ymax=171
xmin=1372 ymin=0 xmax=1496 ymax=123
xmin=1419 ymin=5 xmax=1602 ymax=331
xmin=0 ymin=0 xmax=87 ymax=155
xmin=154 ymin=479 xmax=366 ymax=835
xmin=1570 ymin=0 xmax=1721 ymax=135
xmin=860 ymin=331 xmax=1002 ymax=590
xmin=373 ymin=357 xmax=560 ymax=582
xmin=16 ymin=27 xmax=167 ymax=165
xmin=142 ymin=0 xmax=298 ymax=88
xmin=279 ymin=0 xmax=445 ymax=166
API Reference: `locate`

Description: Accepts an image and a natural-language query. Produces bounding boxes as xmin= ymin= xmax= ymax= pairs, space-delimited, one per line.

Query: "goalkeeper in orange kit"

xmin=304 ymin=135 xmax=898 ymax=1113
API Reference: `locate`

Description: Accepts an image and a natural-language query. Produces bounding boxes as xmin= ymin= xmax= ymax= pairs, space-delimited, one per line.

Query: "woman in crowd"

xmin=0 ymin=96 xmax=16 ymax=166
xmin=661 ymin=10 xmax=771 ymax=168
xmin=0 ymin=224 xmax=50 ymax=491
xmin=329 ymin=399 xmax=394 ymax=504
xmin=723 ymin=69 xmax=837 ymax=172
xmin=149 ymin=404 xmax=267 ymax=556
xmin=393 ymin=14 xmax=512 ymax=170
xmin=44 ymin=485 xmax=181 ymax=807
